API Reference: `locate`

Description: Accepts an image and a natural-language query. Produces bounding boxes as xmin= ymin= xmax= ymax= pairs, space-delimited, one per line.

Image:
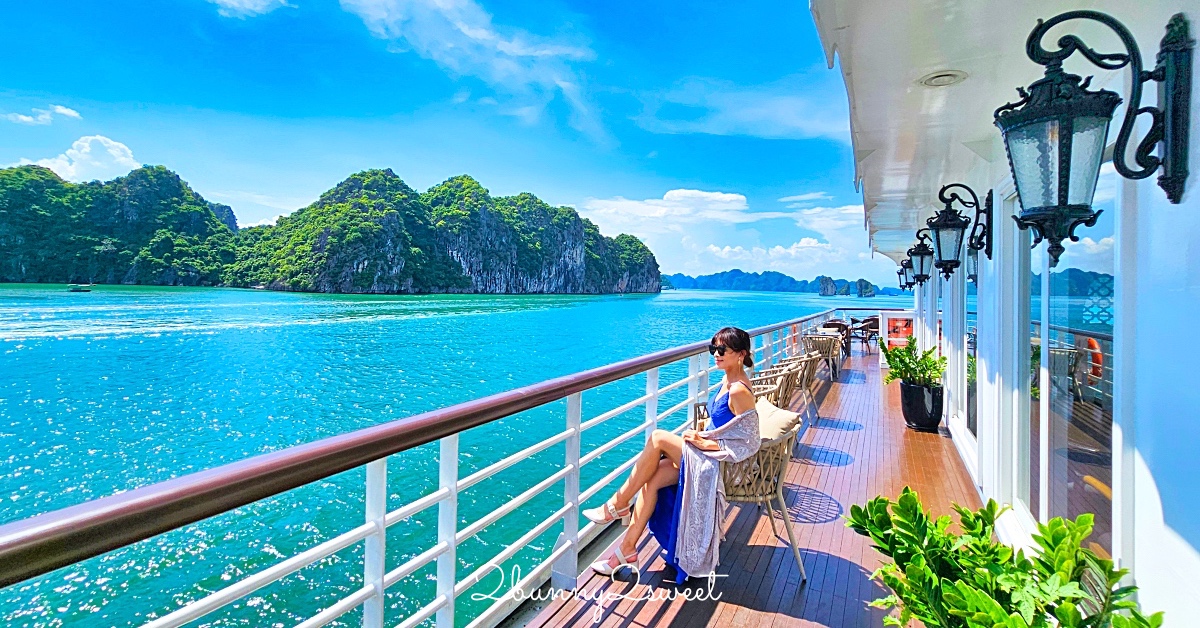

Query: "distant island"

xmin=0 ymin=166 xmax=659 ymax=294
xmin=664 ymin=269 xmax=909 ymax=297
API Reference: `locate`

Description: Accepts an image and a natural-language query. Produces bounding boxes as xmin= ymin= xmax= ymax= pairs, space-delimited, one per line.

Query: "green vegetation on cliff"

xmin=0 ymin=165 xmax=660 ymax=294
xmin=0 ymin=165 xmax=235 ymax=285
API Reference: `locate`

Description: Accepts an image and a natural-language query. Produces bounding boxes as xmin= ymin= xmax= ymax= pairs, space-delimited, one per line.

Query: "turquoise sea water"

xmin=0 ymin=285 xmax=911 ymax=627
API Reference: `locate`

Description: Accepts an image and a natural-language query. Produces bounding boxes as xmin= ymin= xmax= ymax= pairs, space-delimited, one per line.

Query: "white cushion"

xmin=756 ymin=397 xmax=800 ymax=441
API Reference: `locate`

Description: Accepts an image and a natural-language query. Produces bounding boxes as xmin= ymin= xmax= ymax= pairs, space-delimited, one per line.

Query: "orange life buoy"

xmin=1086 ymin=337 xmax=1103 ymax=385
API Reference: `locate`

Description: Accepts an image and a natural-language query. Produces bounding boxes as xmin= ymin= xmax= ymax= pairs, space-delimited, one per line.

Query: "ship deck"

xmin=525 ymin=348 xmax=981 ymax=628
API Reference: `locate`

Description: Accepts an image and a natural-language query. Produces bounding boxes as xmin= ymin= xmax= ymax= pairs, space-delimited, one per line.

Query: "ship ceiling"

xmin=810 ymin=0 xmax=1167 ymax=264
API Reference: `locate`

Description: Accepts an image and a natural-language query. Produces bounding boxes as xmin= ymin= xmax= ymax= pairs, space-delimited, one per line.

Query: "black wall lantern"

xmin=966 ymin=248 xmax=979 ymax=284
xmin=900 ymin=258 xmax=915 ymax=289
xmin=995 ymin=11 xmax=1193 ymax=267
xmin=927 ymin=183 xmax=989 ymax=279
xmin=908 ymin=231 xmax=935 ymax=285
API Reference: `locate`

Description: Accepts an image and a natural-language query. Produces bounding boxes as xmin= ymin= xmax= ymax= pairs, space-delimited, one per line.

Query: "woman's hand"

xmin=683 ymin=431 xmax=721 ymax=451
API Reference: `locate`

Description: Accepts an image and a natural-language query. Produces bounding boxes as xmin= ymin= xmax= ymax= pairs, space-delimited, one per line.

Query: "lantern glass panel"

xmin=966 ymin=247 xmax=978 ymax=280
xmin=1007 ymin=119 xmax=1059 ymax=209
xmin=932 ymin=226 xmax=965 ymax=266
xmin=1067 ymin=116 xmax=1111 ymax=205
xmin=915 ymin=252 xmax=933 ymax=278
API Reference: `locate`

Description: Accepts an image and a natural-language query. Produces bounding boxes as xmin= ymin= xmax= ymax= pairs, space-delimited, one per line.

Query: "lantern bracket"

xmin=938 ymin=183 xmax=993 ymax=261
xmin=1016 ymin=10 xmax=1192 ymax=202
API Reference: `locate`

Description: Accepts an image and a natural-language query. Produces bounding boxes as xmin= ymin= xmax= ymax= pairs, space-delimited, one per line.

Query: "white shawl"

xmin=674 ymin=407 xmax=761 ymax=576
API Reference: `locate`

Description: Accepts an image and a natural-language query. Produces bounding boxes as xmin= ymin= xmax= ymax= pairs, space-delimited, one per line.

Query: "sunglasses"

xmin=708 ymin=344 xmax=729 ymax=356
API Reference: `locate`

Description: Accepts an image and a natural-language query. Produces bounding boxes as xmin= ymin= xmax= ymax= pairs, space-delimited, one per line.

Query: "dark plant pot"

xmin=899 ymin=381 xmax=943 ymax=432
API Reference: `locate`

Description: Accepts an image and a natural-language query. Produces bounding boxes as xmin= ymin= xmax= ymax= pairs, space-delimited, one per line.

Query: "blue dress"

xmin=646 ymin=385 xmax=738 ymax=583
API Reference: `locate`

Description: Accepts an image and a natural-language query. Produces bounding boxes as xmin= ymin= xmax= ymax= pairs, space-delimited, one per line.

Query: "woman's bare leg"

xmin=618 ymin=459 xmax=679 ymax=556
xmin=612 ymin=429 xmax=683 ymax=509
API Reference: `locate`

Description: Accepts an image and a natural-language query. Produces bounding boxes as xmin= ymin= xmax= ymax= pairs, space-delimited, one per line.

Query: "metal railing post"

xmin=551 ymin=393 xmax=581 ymax=592
xmin=687 ymin=354 xmax=701 ymax=427
xmin=699 ymin=353 xmax=711 ymax=405
xmin=363 ymin=458 xmax=387 ymax=628
xmin=645 ymin=368 xmax=659 ymax=441
xmin=436 ymin=435 xmax=458 ymax=628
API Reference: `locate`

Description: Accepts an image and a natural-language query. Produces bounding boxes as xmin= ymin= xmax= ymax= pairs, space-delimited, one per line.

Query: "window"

xmin=1015 ymin=229 xmax=1043 ymax=519
xmin=1043 ymin=166 xmax=1117 ymax=557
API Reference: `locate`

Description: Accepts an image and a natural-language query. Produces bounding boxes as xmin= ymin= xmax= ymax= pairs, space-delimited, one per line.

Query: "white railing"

xmin=2 ymin=308 xmax=873 ymax=628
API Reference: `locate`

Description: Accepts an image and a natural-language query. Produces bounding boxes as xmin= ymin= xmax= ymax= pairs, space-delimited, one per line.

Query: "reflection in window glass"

xmin=1017 ymin=226 xmax=1042 ymax=517
xmin=1045 ymin=165 xmax=1117 ymax=556
xmin=967 ymin=261 xmax=978 ymax=436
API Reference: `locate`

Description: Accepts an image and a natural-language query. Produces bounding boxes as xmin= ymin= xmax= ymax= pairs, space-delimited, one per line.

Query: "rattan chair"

xmin=1048 ymin=347 xmax=1083 ymax=401
xmin=821 ymin=320 xmax=851 ymax=357
xmin=751 ymin=367 xmax=799 ymax=406
xmin=802 ymin=334 xmax=842 ymax=380
xmin=688 ymin=406 xmax=809 ymax=584
xmin=722 ymin=424 xmax=808 ymax=582
xmin=850 ymin=317 xmax=880 ymax=353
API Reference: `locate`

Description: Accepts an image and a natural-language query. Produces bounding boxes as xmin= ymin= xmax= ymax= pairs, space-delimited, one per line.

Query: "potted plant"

xmin=879 ymin=336 xmax=946 ymax=431
xmin=846 ymin=488 xmax=1162 ymax=628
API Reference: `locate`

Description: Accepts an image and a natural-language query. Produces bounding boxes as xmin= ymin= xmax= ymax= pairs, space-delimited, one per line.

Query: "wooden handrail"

xmin=0 ymin=307 xmax=899 ymax=588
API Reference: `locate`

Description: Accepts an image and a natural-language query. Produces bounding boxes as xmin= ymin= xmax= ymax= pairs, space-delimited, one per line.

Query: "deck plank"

xmin=524 ymin=349 xmax=981 ymax=627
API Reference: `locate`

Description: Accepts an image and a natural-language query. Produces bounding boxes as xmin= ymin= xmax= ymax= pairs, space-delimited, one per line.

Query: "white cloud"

xmin=1060 ymin=235 xmax=1115 ymax=275
xmin=52 ymin=105 xmax=81 ymax=119
xmin=582 ymin=186 xmax=894 ymax=284
xmin=778 ymin=191 xmax=834 ymax=209
xmin=1093 ymin=161 xmax=1119 ymax=205
xmin=1075 ymin=236 xmax=1114 ymax=256
xmin=10 ymin=135 xmax=140 ymax=182
xmin=581 ymin=189 xmax=803 ymax=234
xmin=4 ymin=104 xmax=82 ymax=125
xmin=208 ymin=190 xmax=313 ymax=212
xmin=636 ymin=74 xmax=851 ymax=142
xmin=206 ymin=0 xmax=291 ymax=18
xmin=244 ymin=214 xmax=286 ymax=227
xmin=777 ymin=192 xmax=831 ymax=203
xmin=677 ymin=203 xmax=895 ymax=283
xmin=339 ymin=0 xmax=603 ymax=139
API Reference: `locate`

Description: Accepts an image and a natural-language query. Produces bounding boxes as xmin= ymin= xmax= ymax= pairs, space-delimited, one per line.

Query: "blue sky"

xmin=0 ymin=0 xmax=899 ymax=285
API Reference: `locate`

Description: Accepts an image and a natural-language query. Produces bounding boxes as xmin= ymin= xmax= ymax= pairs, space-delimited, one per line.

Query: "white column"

xmin=551 ymin=393 xmax=581 ymax=591
xmin=914 ymin=279 xmax=927 ymax=350
xmin=436 ymin=436 xmax=458 ymax=628
xmin=948 ymin=268 xmax=967 ymax=423
xmin=363 ymin=458 xmax=387 ymax=628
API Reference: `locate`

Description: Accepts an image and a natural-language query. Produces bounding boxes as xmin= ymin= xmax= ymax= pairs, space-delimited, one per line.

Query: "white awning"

xmin=810 ymin=0 xmax=1162 ymax=263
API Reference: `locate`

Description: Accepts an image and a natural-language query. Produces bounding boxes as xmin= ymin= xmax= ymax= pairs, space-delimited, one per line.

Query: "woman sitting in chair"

xmin=583 ymin=327 xmax=761 ymax=581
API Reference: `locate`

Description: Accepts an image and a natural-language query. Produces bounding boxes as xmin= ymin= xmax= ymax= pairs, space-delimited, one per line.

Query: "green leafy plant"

xmin=846 ymin=487 xmax=1162 ymax=628
xmin=879 ymin=336 xmax=947 ymax=387
xmin=1030 ymin=344 xmax=1042 ymax=401
xmin=968 ymin=354 xmax=978 ymax=386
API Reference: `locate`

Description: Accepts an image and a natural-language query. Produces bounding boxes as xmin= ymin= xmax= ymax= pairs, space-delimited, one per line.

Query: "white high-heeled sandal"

xmin=582 ymin=499 xmax=631 ymax=525
xmin=589 ymin=544 xmax=638 ymax=576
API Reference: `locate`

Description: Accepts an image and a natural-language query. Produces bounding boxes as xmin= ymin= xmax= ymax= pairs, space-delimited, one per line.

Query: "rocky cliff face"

xmin=229 ymin=170 xmax=660 ymax=295
xmin=856 ymin=278 xmax=875 ymax=297
xmin=0 ymin=165 xmax=660 ymax=294
xmin=818 ymin=275 xmax=836 ymax=296
xmin=208 ymin=202 xmax=239 ymax=232
xmin=0 ymin=165 xmax=235 ymax=286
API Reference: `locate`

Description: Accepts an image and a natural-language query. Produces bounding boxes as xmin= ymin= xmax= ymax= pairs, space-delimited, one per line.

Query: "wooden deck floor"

xmin=528 ymin=349 xmax=982 ymax=628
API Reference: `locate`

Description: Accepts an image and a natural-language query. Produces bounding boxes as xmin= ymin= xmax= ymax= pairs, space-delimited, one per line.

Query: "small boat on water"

xmin=67 ymin=284 xmax=94 ymax=292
